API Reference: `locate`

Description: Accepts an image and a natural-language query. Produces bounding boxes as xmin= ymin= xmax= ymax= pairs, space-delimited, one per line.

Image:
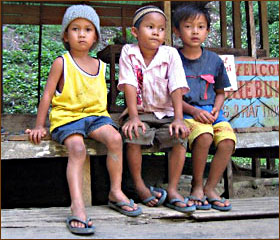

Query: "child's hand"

xmin=169 ymin=119 xmax=190 ymax=139
xmin=192 ymin=108 xmax=215 ymax=124
xmin=211 ymin=107 xmax=219 ymax=121
xmin=25 ymin=127 xmax=47 ymax=145
xmin=122 ymin=116 xmax=146 ymax=140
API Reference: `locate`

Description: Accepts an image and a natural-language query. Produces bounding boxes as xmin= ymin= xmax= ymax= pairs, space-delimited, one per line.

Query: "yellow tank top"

xmin=49 ymin=52 xmax=110 ymax=132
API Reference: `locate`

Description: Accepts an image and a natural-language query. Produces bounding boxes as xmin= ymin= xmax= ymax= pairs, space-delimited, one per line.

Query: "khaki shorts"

xmin=121 ymin=114 xmax=188 ymax=150
xmin=184 ymin=119 xmax=237 ymax=150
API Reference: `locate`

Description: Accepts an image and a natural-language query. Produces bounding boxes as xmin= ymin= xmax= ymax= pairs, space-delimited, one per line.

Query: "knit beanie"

xmin=61 ymin=5 xmax=101 ymax=50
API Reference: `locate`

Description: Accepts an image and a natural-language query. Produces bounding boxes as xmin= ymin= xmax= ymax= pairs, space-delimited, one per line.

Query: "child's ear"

xmin=63 ymin=32 xmax=69 ymax=43
xmin=173 ymin=27 xmax=181 ymax=38
xmin=131 ymin=27 xmax=138 ymax=38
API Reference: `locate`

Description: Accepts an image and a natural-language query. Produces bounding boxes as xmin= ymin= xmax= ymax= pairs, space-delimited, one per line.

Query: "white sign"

xmin=219 ymin=55 xmax=238 ymax=91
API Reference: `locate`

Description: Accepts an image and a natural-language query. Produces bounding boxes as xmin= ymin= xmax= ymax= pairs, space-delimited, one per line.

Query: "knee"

xmin=196 ymin=133 xmax=213 ymax=147
xmin=106 ymin=132 xmax=123 ymax=150
xmin=217 ymin=139 xmax=235 ymax=153
xmin=68 ymin=141 xmax=86 ymax=158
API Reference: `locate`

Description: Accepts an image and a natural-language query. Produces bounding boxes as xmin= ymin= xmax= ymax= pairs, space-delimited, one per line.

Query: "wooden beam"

xmin=2 ymin=3 xmax=136 ymax=26
xmin=163 ymin=1 xmax=172 ymax=46
xmin=258 ymin=1 xmax=269 ymax=57
xmin=245 ymin=1 xmax=257 ymax=58
xmin=219 ymin=1 xmax=227 ymax=48
xmin=232 ymin=1 xmax=242 ymax=49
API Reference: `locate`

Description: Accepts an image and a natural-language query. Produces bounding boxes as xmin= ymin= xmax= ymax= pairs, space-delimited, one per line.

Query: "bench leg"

xmin=252 ymin=157 xmax=261 ymax=178
xmin=223 ymin=159 xmax=234 ymax=198
xmin=266 ymin=158 xmax=275 ymax=171
xmin=83 ymin=154 xmax=92 ymax=206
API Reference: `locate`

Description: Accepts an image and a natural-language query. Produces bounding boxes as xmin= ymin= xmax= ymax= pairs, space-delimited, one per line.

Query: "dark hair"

xmin=173 ymin=3 xmax=211 ymax=30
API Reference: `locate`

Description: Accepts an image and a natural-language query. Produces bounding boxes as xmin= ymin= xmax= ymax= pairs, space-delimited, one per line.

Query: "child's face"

xmin=175 ymin=14 xmax=209 ymax=48
xmin=64 ymin=18 xmax=97 ymax=51
xmin=132 ymin=12 xmax=166 ymax=51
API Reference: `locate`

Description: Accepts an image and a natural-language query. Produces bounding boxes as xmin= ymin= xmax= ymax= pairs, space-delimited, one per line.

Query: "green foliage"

xmin=2 ymin=25 xmax=65 ymax=114
xmin=268 ymin=21 xmax=279 ymax=57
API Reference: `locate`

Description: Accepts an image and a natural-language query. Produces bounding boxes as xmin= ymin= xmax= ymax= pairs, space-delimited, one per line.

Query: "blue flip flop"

xmin=142 ymin=186 xmax=167 ymax=207
xmin=66 ymin=216 xmax=95 ymax=235
xmin=165 ymin=197 xmax=196 ymax=213
xmin=108 ymin=199 xmax=142 ymax=217
xmin=188 ymin=195 xmax=211 ymax=210
xmin=207 ymin=197 xmax=232 ymax=211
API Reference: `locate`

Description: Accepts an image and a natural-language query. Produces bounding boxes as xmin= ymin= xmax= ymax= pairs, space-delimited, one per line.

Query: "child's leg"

xmin=126 ymin=143 xmax=162 ymax=207
xmin=64 ymin=134 xmax=91 ymax=228
xmin=88 ymin=125 xmax=138 ymax=212
xmin=190 ymin=133 xmax=213 ymax=204
xmin=167 ymin=144 xmax=194 ymax=207
xmin=204 ymin=121 xmax=236 ymax=207
xmin=204 ymin=139 xmax=235 ymax=207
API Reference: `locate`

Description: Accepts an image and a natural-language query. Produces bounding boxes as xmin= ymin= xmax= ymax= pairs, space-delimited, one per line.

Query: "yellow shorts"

xmin=184 ymin=119 xmax=237 ymax=150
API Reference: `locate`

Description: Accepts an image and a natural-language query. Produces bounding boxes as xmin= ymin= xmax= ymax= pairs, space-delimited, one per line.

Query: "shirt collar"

xmin=127 ymin=44 xmax=169 ymax=69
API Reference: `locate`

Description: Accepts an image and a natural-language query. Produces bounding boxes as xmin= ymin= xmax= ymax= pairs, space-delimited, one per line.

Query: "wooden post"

xmin=163 ymin=1 xmax=172 ymax=46
xmin=252 ymin=157 xmax=261 ymax=178
xmin=1 ymin=1 xmax=3 ymax=114
xmin=37 ymin=3 xmax=43 ymax=106
xmin=83 ymin=155 xmax=92 ymax=206
xmin=219 ymin=1 xmax=227 ymax=48
xmin=258 ymin=1 xmax=269 ymax=57
xmin=121 ymin=7 xmax=127 ymax=43
xmin=266 ymin=158 xmax=275 ymax=171
xmin=245 ymin=1 xmax=257 ymax=58
xmin=232 ymin=1 xmax=242 ymax=49
xmin=223 ymin=160 xmax=234 ymax=198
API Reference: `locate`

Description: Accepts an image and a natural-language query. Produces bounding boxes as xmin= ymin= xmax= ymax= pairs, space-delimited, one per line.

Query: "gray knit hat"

xmin=61 ymin=5 xmax=101 ymax=51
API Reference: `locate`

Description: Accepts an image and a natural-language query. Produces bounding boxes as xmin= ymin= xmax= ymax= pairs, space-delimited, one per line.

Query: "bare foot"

xmin=70 ymin=200 xmax=92 ymax=228
xmin=167 ymin=188 xmax=194 ymax=208
xmin=190 ymin=186 xmax=209 ymax=207
xmin=204 ymin=188 xmax=230 ymax=208
xmin=136 ymin=186 xmax=163 ymax=207
xmin=108 ymin=190 xmax=138 ymax=212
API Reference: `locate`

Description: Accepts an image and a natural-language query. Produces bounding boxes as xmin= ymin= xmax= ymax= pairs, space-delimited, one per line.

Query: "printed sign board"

xmin=223 ymin=57 xmax=279 ymax=130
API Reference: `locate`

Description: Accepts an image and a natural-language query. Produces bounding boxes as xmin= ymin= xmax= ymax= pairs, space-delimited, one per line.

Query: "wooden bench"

xmin=1 ymin=114 xmax=279 ymax=207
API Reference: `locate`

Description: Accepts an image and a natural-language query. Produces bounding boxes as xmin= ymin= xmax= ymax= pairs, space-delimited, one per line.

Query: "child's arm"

xmin=25 ymin=57 xmax=63 ymax=144
xmin=169 ymin=89 xmax=189 ymax=139
xmin=122 ymin=84 xmax=146 ymax=140
xmin=211 ymin=89 xmax=225 ymax=120
xmin=182 ymin=101 xmax=215 ymax=124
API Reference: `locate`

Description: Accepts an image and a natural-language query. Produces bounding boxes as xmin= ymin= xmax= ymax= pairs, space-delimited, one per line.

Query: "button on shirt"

xmin=118 ymin=44 xmax=189 ymax=119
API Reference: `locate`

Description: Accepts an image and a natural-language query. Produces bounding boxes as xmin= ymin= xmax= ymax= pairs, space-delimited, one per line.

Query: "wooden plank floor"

xmin=1 ymin=197 xmax=279 ymax=239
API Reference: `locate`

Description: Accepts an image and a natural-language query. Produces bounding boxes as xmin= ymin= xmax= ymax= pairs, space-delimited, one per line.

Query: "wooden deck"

xmin=1 ymin=197 xmax=279 ymax=239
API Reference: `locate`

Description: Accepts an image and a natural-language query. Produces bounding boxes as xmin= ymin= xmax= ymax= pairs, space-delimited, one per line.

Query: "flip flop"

xmin=142 ymin=186 xmax=167 ymax=207
xmin=108 ymin=199 xmax=142 ymax=217
xmin=207 ymin=197 xmax=232 ymax=211
xmin=165 ymin=197 xmax=196 ymax=213
xmin=66 ymin=216 xmax=95 ymax=235
xmin=188 ymin=195 xmax=211 ymax=210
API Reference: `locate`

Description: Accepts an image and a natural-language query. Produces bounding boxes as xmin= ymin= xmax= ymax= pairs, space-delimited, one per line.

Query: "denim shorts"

xmin=51 ymin=115 xmax=117 ymax=144
xmin=121 ymin=113 xmax=188 ymax=150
